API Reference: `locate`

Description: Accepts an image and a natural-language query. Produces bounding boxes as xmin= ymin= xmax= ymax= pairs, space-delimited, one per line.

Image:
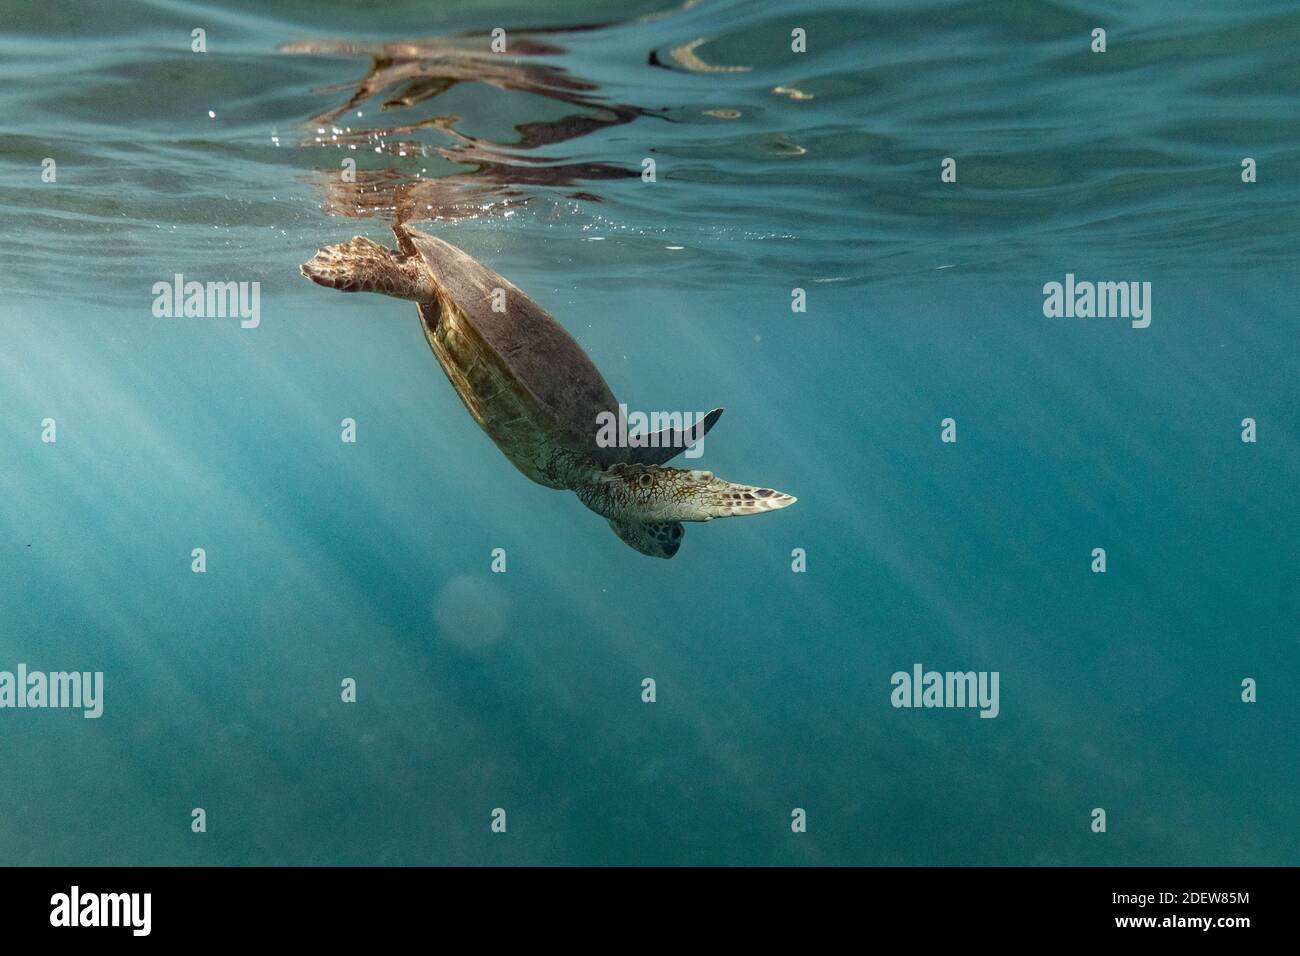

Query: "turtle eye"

xmin=638 ymin=473 xmax=652 ymax=487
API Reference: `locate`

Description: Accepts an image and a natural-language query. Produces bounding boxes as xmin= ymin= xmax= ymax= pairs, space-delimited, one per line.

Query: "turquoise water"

xmin=1 ymin=0 xmax=1296 ymax=865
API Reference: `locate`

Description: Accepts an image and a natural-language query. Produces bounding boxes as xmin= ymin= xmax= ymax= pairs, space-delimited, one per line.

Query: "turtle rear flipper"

xmin=301 ymin=236 xmax=437 ymax=300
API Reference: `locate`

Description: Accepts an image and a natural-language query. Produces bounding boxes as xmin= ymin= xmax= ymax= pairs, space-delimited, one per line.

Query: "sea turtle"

xmin=300 ymin=224 xmax=795 ymax=558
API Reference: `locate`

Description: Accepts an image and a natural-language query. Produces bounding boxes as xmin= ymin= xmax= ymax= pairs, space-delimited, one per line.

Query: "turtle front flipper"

xmin=301 ymin=236 xmax=437 ymax=300
xmin=575 ymin=463 xmax=797 ymax=525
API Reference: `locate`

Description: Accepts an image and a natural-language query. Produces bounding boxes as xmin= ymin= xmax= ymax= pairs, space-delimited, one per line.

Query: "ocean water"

xmin=0 ymin=0 xmax=1296 ymax=866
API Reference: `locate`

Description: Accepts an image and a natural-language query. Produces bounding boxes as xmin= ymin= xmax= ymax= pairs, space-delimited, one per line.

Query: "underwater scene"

xmin=0 ymin=0 xmax=1296 ymax=866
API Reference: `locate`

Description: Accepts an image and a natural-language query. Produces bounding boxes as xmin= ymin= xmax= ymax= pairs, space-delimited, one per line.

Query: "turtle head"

xmin=585 ymin=463 xmax=797 ymax=524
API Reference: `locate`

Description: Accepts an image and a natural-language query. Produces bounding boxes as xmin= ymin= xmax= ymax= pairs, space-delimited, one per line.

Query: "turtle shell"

xmin=406 ymin=227 xmax=617 ymax=454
